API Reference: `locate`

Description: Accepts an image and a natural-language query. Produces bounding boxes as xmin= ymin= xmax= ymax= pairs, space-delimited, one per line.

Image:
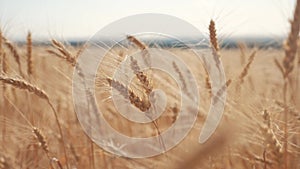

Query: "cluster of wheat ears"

xmin=0 ymin=1 xmax=299 ymax=169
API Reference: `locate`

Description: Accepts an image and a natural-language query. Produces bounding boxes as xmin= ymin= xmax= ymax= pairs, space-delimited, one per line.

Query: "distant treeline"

xmin=16 ymin=37 xmax=284 ymax=49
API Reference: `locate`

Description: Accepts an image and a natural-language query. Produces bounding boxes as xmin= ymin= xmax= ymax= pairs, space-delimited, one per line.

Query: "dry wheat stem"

xmin=2 ymin=51 xmax=7 ymax=81
xmin=274 ymin=58 xmax=285 ymax=77
xmin=282 ymin=1 xmax=300 ymax=168
xmin=1 ymin=51 xmax=7 ymax=145
xmin=0 ymin=30 xmax=2 ymax=57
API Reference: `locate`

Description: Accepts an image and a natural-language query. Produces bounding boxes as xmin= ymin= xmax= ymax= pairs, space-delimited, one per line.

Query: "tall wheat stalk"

xmin=0 ymin=30 xmax=2 ymax=57
xmin=0 ymin=30 xmax=5 ymax=146
xmin=27 ymin=31 xmax=33 ymax=78
xmin=0 ymin=75 xmax=69 ymax=169
xmin=282 ymin=0 xmax=300 ymax=168
xmin=5 ymin=96 xmax=62 ymax=169
xmin=2 ymin=37 xmax=24 ymax=77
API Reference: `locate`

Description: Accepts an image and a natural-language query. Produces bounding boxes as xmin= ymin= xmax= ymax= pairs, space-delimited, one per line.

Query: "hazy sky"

xmin=0 ymin=0 xmax=297 ymax=40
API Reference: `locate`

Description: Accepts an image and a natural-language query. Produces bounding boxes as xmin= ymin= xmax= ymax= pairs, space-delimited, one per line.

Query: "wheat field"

xmin=0 ymin=1 xmax=299 ymax=169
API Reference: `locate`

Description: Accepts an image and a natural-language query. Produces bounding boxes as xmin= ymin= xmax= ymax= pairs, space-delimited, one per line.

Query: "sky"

xmin=0 ymin=0 xmax=297 ymax=40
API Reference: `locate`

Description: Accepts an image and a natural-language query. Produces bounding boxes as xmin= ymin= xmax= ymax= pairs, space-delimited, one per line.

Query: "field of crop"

xmin=0 ymin=1 xmax=299 ymax=169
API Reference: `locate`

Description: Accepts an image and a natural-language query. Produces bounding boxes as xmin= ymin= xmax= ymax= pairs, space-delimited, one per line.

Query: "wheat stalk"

xmin=106 ymin=78 xmax=151 ymax=112
xmin=130 ymin=56 xmax=153 ymax=95
xmin=209 ymin=20 xmax=220 ymax=54
xmin=239 ymin=50 xmax=256 ymax=84
xmin=0 ymin=75 xmax=69 ymax=169
xmin=1 ymin=30 xmax=7 ymax=142
xmin=128 ymin=55 xmax=154 ymax=112
xmin=0 ymin=75 xmax=48 ymax=99
xmin=172 ymin=62 xmax=187 ymax=91
xmin=238 ymin=42 xmax=247 ymax=65
xmin=75 ymin=44 xmax=87 ymax=59
xmin=282 ymin=1 xmax=300 ymax=168
xmin=32 ymin=127 xmax=49 ymax=154
xmin=0 ymin=30 xmax=2 ymax=58
xmin=106 ymin=77 xmax=166 ymax=150
xmin=48 ymin=39 xmax=76 ymax=66
xmin=46 ymin=49 xmax=65 ymax=60
xmin=1 ymin=51 xmax=8 ymax=80
xmin=274 ymin=58 xmax=285 ymax=77
xmin=208 ymin=19 xmax=221 ymax=94
xmin=2 ymin=37 xmax=24 ymax=77
xmin=213 ymin=79 xmax=231 ymax=104
xmin=260 ymin=110 xmax=283 ymax=166
xmin=205 ymin=75 xmax=212 ymax=96
xmin=26 ymin=31 xmax=33 ymax=77
xmin=1 ymin=54 xmax=6 ymax=144
xmin=5 ymin=96 xmax=62 ymax=169
xmin=127 ymin=35 xmax=147 ymax=50
xmin=283 ymin=0 xmax=300 ymax=78
xmin=127 ymin=35 xmax=152 ymax=68
xmin=51 ymin=39 xmax=73 ymax=60
xmin=171 ymin=105 xmax=179 ymax=123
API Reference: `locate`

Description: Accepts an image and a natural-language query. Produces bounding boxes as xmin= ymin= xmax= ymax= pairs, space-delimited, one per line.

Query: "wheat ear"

xmin=239 ymin=50 xmax=256 ymax=84
xmin=130 ymin=56 xmax=153 ymax=95
xmin=32 ymin=127 xmax=49 ymax=154
xmin=260 ymin=110 xmax=283 ymax=166
xmin=48 ymin=39 xmax=76 ymax=66
xmin=2 ymin=37 xmax=24 ymax=77
xmin=127 ymin=35 xmax=147 ymax=50
xmin=209 ymin=20 xmax=220 ymax=53
xmin=207 ymin=19 xmax=221 ymax=95
xmin=107 ymin=78 xmax=151 ymax=112
xmin=238 ymin=42 xmax=247 ymax=65
xmin=27 ymin=31 xmax=33 ymax=77
xmin=283 ymin=0 xmax=300 ymax=78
